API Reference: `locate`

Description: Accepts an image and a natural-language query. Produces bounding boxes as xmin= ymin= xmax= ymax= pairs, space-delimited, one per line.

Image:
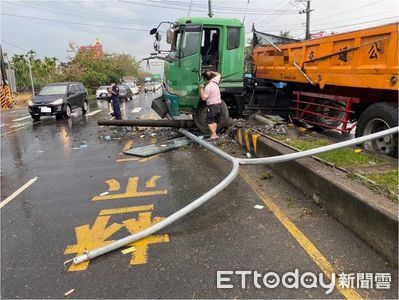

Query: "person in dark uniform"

xmin=109 ymin=81 xmax=121 ymax=120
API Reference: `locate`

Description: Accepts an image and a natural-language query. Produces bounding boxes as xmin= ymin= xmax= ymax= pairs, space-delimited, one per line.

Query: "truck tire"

xmin=193 ymin=100 xmax=229 ymax=134
xmin=355 ymin=102 xmax=398 ymax=157
xmin=311 ymin=100 xmax=345 ymax=130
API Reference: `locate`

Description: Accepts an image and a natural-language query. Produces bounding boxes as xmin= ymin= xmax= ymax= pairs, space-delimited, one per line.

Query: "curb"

xmin=233 ymin=127 xmax=398 ymax=265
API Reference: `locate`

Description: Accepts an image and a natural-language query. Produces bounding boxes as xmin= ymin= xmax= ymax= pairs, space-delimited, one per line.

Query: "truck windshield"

xmin=39 ymin=85 xmax=67 ymax=95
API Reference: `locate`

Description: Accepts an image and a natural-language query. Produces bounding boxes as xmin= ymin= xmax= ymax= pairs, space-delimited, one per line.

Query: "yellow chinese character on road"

xmin=65 ymin=205 xmax=169 ymax=271
xmin=92 ymin=176 xmax=167 ymax=201
xmin=64 ymin=215 xmax=123 ymax=271
xmin=123 ymin=211 xmax=169 ymax=265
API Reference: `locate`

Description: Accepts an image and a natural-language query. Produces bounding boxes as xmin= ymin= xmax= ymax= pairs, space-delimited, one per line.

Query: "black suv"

xmin=28 ymin=82 xmax=88 ymax=120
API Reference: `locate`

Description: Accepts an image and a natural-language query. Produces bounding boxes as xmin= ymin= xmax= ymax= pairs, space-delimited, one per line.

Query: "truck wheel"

xmin=312 ymin=100 xmax=345 ymax=130
xmin=355 ymin=102 xmax=398 ymax=157
xmin=193 ymin=101 xmax=229 ymax=134
xmin=31 ymin=115 xmax=40 ymax=121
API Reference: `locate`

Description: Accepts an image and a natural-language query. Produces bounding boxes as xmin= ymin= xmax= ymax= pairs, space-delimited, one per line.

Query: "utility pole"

xmin=26 ymin=53 xmax=35 ymax=97
xmin=305 ymin=0 xmax=311 ymax=39
xmin=299 ymin=0 xmax=312 ymax=40
xmin=208 ymin=0 xmax=213 ymax=18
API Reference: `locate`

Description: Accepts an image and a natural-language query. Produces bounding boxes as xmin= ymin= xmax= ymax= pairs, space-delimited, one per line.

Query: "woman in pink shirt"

xmin=199 ymin=70 xmax=222 ymax=140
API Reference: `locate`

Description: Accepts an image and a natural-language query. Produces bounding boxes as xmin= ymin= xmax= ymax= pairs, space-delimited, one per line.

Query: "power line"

xmin=311 ymin=0 xmax=383 ymax=23
xmin=1 ymin=40 xmax=51 ymax=59
xmin=311 ymin=16 xmax=398 ymax=32
xmin=254 ymin=1 xmax=296 ymax=28
xmin=1 ymin=13 xmax=150 ymax=32
xmin=187 ymin=0 xmax=193 ymax=17
xmin=149 ymin=0 xmax=296 ymax=13
xmin=258 ymin=9 xmax=398 ymax=31
xmin=3 ymin=0 xmax=155 ymax=27
xmin=118 ymin=0 xmax=297 ymax=15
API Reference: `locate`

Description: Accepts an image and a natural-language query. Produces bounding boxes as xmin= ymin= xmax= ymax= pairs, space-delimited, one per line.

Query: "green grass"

xmin=285 ymin=138 xmax=382 ymax=167
xmin=367 ymin=171 xmax=398 ymax=202
xmin=259 ymin=171 xmax=273 ymax=180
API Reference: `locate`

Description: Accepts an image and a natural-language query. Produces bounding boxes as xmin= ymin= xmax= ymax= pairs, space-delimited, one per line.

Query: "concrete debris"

xmin=230 ymin=114 xmax=292 ymax=137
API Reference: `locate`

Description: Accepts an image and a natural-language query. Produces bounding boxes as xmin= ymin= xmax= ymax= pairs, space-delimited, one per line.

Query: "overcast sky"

xmin=1 ymin=0 xmax=398 ymax=75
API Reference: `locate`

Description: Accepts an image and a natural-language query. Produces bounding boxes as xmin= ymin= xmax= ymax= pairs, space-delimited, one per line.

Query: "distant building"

xmin=79 ymin=39 xmax=104 ymax=58
xmin=310 ymin=32 xmax=324 ymax=39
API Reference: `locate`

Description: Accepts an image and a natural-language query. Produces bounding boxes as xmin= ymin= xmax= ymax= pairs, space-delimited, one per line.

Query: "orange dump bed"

xmin=253 ymin=23 xmax=398 ymax=91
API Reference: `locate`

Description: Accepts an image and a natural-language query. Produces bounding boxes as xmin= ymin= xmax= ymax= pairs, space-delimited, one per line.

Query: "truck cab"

xmin=150 ymin=17 xmax=245 ymax=132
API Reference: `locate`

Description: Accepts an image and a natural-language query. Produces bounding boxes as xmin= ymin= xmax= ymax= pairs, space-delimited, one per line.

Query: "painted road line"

xmin=116 ymin=157 xmax=140 ymax=163
xmin=239 ymin=168 xmax=361 ymax=300
xmin=146 ymin=175 xmax=162 ymax=188
xmin=99 ymin=204 xmax=154 ymax=216
xmin=0 ymin=177 xmax=38 ymax=209
xmin=121 ymin=246 xmax=135 ymax=254
xmin=92 ymin=176 xmax=167 ymax=201
xmin=123 ymin=140 xmax=134 ymax=151
xmin=1 ymin=121 xmax=41 ymax=136
xmin=138 ymin=154 xmax=160 ymax=162
xmin=116 ymin=154 xmax=161 ymax=163
xmin=13 ymin=115 xmax=31 ymax=122
xmin=105 ymin=179 xmax=120 ymax=192
xmin=85 ymin=109 xmax=102 ymax=116
xmin=131 ymin=107 xmax=142 ymax=113
xmin=9 ymin=122 xmax=30 ymax=128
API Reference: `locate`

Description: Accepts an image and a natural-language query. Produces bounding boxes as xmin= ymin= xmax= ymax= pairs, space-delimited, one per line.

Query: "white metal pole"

xmin=27 ymin=55 xmax=35 ymax=97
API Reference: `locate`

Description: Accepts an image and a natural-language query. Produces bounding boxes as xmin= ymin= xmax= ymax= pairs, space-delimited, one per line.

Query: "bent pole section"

xmin=71 ymin=129 xmax=239 ymax=266
xmin=67 ymin=126 xmax=399 ymax=266
xmin=237 ymin=126 xmax=399 ymax=165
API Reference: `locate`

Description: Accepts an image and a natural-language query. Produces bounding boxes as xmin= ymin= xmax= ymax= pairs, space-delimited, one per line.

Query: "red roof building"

xmin=79 ymin=39 xmax=104 ymax=58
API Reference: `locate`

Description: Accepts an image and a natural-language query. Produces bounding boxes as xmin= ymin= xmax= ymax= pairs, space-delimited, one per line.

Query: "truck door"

xmin=177 ymin=24 xmax=202 ymax=109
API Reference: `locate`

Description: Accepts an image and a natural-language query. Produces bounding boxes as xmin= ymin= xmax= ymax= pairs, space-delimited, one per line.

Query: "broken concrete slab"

xmin=123 ymin=137 xmax=192 ymax=157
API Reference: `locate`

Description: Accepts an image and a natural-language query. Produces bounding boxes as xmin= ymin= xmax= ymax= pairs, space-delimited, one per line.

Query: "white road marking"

xmin=131 ymin=107 xmax=142 ymax=113
xmin=13 ymin=115 xmax=31 ymax=122
xmin=85 ymin=109 xmax=102 ymax=116
xmin=1 ymin=121 xmax=41 ymax=136
xmin=9 ymin=122 xmax=29 ymax=128
xmin=0 ymin=177 xmax=38 ymax=209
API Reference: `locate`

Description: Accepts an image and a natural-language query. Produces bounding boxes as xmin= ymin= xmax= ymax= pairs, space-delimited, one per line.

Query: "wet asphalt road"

xmin=1 ymin=92 xmax=398 ymax=299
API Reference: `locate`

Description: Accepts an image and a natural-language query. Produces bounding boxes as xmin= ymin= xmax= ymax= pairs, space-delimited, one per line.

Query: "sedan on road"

xmin=124 ymin=82 xmax=140 ymax=95
xmin=118 ymin=84 xmax=133 ymax=101
xmin=28 ymin=82 xmax=88 ymax=120
xmin=144 ymin=82 xmax=156 ymax=93
xmin=96 ymin=85 xmax=110 ymax=100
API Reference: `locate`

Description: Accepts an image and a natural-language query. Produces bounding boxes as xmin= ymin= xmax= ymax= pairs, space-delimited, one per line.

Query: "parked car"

xmin=154 ymin=82 xmax=162 ymax=90
xmin=118 ymin=84 xmax=133 ymax=101
xmin=144 ymin=82 xmax=156 ymax=93
xmin=124 ymin=82 xmax=140 ymax=95
xmin=96 ymin=85 xmax=110 ymax=100
xmin=28 ymin=82 xmax=88 ymax=120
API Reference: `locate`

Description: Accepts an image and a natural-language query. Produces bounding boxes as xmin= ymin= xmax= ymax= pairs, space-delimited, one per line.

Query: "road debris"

xmin=254 ymin=205 xmax=264 ymax=210
xmin=64 ymin=289 xmax=75 ymax=297
xmin=124 ymin=137 xmax=192 ymax=157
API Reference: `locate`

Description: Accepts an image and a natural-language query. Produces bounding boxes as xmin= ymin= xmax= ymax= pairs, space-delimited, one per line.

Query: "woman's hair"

xmin=203 ymin=71 xmax=215 ymax=81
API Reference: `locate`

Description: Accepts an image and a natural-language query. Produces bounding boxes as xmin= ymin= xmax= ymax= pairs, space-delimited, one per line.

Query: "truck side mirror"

xmin=150 ymin=28 xmax=157 ymax=35
xmin=166 ymin=28 xmax=174 ymax=44
xmin=155 ymin=32 xmax=162 ymax=42
xmin=154 ymin=42 xmax=160 ymax=52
